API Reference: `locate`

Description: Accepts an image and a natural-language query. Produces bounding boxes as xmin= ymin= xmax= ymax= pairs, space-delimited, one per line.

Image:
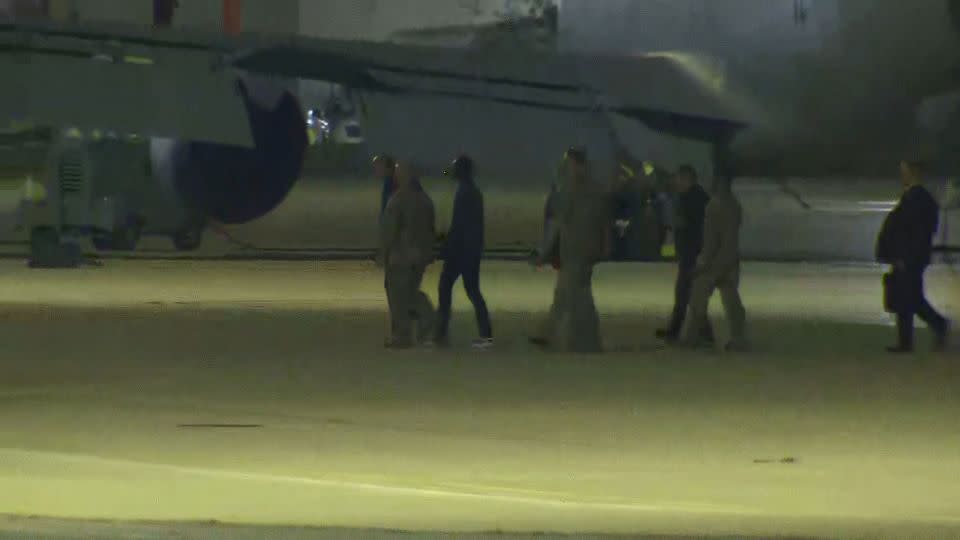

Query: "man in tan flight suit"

xmin=378 ymin=161 xmax=437 ymax=349
xmin=531 ymin=148 xmax=613 ymax=353
xmin=681 ymin=176 xmax=748 ymax=352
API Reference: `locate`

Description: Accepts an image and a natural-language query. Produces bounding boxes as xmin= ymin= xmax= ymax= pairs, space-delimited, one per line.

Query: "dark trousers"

xmin=436 ymin=260 xmax=493 ymax=341
xmin=668 ymin=261 xmax=714 ymax=340
xmin=893 ymin=266 xmax=947 ymax=348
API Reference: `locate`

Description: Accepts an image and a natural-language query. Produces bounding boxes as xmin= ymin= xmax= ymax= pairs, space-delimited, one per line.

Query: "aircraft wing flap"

xmin=234 ymin=38 xmax=747 ymax=140
xmin=0 ymin=19 xmax=747 ymax=144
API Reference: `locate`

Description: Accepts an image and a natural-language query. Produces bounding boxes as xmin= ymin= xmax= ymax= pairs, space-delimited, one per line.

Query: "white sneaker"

xmin=471 ymin=338 xmax=494 ymax=350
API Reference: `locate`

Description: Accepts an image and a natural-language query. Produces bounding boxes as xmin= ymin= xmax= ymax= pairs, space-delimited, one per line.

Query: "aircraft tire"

xmin=29 ymin=226 xmax=81 ymax=268
xmin=172 ymin=222 xmax=205 ymax=251
xmin=94 ymin=217 xmax=142 ymax=252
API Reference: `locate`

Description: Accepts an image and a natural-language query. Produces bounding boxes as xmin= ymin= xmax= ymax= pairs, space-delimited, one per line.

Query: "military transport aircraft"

xmin=0 ymin=0 xmax=958 ymax=252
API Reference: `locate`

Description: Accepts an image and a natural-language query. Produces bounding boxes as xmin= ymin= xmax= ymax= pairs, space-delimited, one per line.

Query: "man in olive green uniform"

xmin=681 ymin=177 xmax=748 ymax=352
xmin=531 ymin=148 xmax=613 ymax=353
xmin=378 ymin=161 xmax=437 ymax=349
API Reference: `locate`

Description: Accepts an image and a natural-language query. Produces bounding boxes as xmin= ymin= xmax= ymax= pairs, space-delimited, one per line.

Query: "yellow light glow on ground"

xmin=0 ymin=260 xmax=956 ymax=539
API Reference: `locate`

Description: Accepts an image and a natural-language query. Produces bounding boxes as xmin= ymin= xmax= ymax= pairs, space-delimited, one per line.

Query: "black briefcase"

xmin=883 ymin=272 xmax=900 ymax=313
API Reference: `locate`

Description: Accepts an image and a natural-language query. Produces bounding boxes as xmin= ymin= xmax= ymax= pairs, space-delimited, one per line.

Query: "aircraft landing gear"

xmin=171 ymin=218 xmax=206 ymax=251
xmin=28 ymin=226 xmax=84 ymax=269
xmin=92 ymin=215 xmax=144 ymax=252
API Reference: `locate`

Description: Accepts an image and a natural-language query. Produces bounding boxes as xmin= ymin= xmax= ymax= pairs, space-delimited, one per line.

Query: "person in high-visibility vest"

xmin=21 ymin=175 xmax=47 ymax=205
xmin=15 ymin=175 xmax=47 ymax=231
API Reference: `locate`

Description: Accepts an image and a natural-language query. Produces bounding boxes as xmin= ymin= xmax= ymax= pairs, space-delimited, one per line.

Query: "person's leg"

xmin=891 ymin=267 xmax=922 ymax=351
xmin=717 ymin=266 xmax=747 ymax=349
xmin=533 ymin=268 xmax=569 ymax=347
xmin=682 ymin=273 xmax=716 ymax=347
xmin=911 ymin=268 xmax=949 ymax=350
xmin=385 ymin=265 xmax=414 ymax=347
xmin=894 ymin=311 xmax=916 ymax=351
xmin=567 ymin=263 xmax=602 ymax=353
xmin=461 ymin=262 xmax=493 ymax=340
xmin=384 ymin=268 xmax=398 ymax=344
xmin=665 ymin=262 xmax=698 ymax=336
xmin=411 ymin=265 xmax=435 ymax=345
xmin=435 ymin=263 xmax=460 ymax=344
xmin=913 ymin=270 xmax=948 ymax=330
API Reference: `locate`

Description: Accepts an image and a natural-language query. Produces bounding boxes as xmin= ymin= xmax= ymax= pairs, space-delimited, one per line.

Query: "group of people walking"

xmin=374 ymin=149 xmax=950 ymax=355
xmin=374 ymin=154 xmax=493 ymax=350
xmin=528 ymin=148 xmax=748 ymax=353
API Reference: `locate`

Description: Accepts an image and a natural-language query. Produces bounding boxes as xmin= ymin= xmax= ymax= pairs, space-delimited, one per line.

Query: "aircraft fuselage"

xmin=560 ymin=0 xmax=960 ymax=177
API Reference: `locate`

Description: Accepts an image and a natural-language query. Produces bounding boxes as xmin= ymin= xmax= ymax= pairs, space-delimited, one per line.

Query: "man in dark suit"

xmin=876 ymin=160 xmax=950 ymax=353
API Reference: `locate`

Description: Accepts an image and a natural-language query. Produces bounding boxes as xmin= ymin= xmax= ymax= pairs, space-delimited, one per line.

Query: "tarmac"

xmin=1 ymin=175 xmax=956 ymax=263
xmin=0 ymin=259 xmax=958 ymax=539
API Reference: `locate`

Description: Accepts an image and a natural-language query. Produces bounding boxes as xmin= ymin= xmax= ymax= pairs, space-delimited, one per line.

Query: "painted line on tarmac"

xmin=0 ymin=384 xmax=105 ymax=400
xmin=432 ymin=481 xmax=758 ymax=515
xmin=0 ymin=447 xmax=762 ymax=517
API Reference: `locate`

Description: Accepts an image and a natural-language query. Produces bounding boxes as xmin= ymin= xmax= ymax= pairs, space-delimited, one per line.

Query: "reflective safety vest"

xmin=21 ymin=176 xmax=47 ymax=204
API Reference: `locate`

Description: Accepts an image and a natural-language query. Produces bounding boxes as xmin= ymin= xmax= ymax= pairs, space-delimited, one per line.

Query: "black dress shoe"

xmin=934 ymin=322 xmax=950 ymax=352
xmin=725 ymin=341 xmax=749 ymax=353
xmin=384 ymin=339 xmax=413 ymax=350
xmin=886 ymin=346 xmax=913 ymax=354
xmin=529 ymin=336 xmax=549 ymax=347
xmin=655 ymin=329 xmax=677 ymax=340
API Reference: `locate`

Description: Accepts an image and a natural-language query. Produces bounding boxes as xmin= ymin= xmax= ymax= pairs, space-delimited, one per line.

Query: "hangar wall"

xmin=35 ymin=0 xmax=298 ymax=33
xmin=299 ymin=0 xmax=501 ymax=41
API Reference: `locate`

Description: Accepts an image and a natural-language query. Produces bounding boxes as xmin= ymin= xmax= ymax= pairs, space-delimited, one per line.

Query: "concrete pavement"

xmin=0 ymin=260 xmax=957 ymax=539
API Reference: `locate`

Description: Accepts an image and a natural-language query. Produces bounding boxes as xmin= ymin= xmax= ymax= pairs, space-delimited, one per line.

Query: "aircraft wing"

xmin=0 ymin=19 xmax=747 ymax=147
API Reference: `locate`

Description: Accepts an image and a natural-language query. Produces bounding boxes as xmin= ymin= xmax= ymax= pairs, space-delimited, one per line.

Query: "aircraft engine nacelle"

xmin=163 ymin=80 xmax=308 ymax=225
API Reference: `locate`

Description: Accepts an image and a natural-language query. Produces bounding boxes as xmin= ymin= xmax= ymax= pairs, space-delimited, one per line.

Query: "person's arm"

xmin=897 ymin=190 xmax=932 ymax=267
xmin=380 ymin=178 xmax=393 ymax=219
xmin=543 ymin=187 xmax=557 ymax=223
xmin=539 ymin=220 xmax=560 ymax=258
xmin=443 ymin=191 xmax=468 ymax=259
xmin=876 ymin=210 xmax=897 ymax=264
xmin=695 ymin=202 xmax=720 ymax=274
xmin=378 ymin=196 xmax=400 ymax=266
xmin=537 ymin=192 xmax=564 ymax=264
xmin=686 ymin=194 xmax=709 ymax=264
xmin=478 ymin=191 xmax=486 ymax=248
xmin=425 ymin=198 xmax=437 ymax=265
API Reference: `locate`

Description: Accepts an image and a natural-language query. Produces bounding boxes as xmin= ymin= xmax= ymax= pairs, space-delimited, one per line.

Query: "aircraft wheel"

xmin=172 ymin=222 xmax=205 ymax=251
xmin=95 ymin=217 xmax=142 ymax=251
xmin=29 ymin=226 xmax=81 ymax=268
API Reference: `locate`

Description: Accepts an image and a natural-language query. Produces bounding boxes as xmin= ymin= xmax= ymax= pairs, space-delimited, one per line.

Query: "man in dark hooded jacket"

xmin=434 ymin=155 xmax=493 ymax=349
